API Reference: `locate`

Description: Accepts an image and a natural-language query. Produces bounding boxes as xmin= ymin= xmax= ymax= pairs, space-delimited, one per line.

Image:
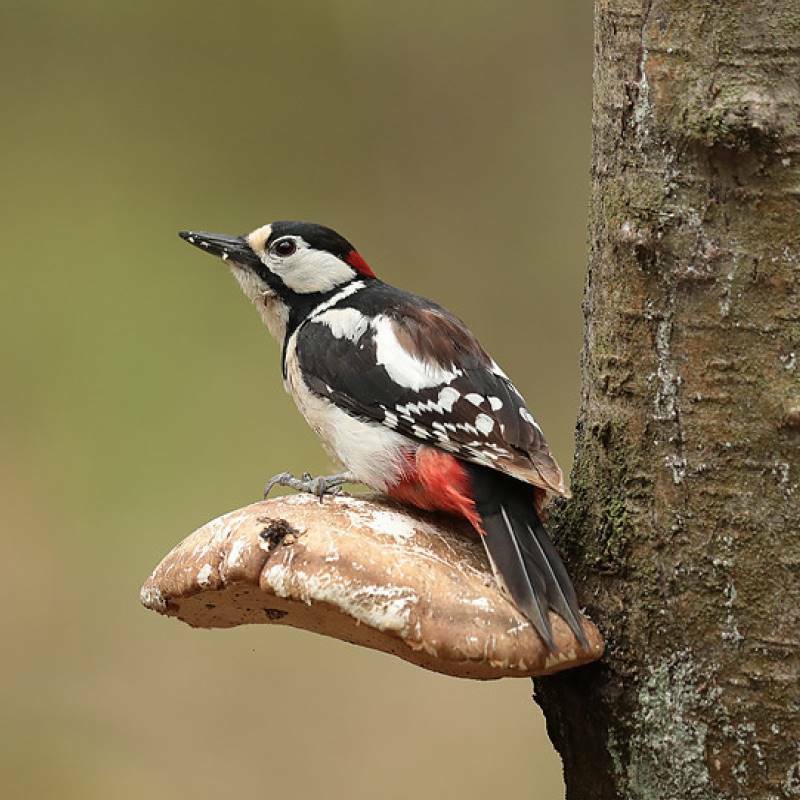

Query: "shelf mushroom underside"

xmin=140 ymin=494 xmax=603 ymax=680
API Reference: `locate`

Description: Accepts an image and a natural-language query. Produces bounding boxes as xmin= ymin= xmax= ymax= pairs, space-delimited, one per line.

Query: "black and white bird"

xmin=179 ymin=221 xmax=586 ymax=650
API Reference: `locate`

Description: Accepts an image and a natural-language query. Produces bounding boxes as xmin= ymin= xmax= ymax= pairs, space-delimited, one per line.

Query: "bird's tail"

xmin=465 ymin=463 xmax=587 ymax=651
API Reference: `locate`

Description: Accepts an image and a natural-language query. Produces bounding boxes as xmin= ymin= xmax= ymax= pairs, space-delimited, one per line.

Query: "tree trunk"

xmin=534 ymin=2 xmax=800 ymax=798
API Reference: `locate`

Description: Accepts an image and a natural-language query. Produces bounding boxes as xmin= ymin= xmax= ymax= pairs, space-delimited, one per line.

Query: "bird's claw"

xmin=263 ymin=471 xmax=296 ymax=499
xmin=263 ymin=471 xmax=352 ymax=502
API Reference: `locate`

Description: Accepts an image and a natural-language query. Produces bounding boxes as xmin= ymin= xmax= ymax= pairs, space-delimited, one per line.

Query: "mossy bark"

xmin=534 ymin=2 xmax=800 ymax=798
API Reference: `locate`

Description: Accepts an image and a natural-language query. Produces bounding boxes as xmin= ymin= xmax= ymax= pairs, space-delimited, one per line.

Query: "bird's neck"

xmin=255 ymin=290 xmax=290 ymax=343
xmin=243 ymin=279 xmax=350 ymax=345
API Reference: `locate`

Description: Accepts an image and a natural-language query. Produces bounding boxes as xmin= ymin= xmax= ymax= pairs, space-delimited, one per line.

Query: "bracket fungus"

xmin=141 ymin=494 xmax=604 ymax=679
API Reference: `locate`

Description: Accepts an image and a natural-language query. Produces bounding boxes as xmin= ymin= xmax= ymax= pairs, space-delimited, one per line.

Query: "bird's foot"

xmin=263 ymin=471 xmax=355 ymax=503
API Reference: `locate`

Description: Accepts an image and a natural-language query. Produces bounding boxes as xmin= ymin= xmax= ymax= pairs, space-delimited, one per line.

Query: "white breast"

xmin=283 ymin=333 xmax=415 ymax=491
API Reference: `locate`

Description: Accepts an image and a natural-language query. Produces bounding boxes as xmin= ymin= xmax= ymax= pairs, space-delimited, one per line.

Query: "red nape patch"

xmin=345 ymin=249 xmax=376 ymax=279
xmin=387 ymin=448 xmax=483 ymax=532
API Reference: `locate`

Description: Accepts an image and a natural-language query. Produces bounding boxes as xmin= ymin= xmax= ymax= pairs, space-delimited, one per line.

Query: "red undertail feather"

xmin=388 ymin=447 xmax=588 ymax=650
xmin=387 ymin=447 xmax=482 ymax=531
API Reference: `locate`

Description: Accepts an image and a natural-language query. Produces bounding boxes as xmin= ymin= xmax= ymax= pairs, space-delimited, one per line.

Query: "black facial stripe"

xmin=279 ymin=284 xmax=373 ymax=377
xmin=251 ymin=260 xmax=287 ymax=295
xmin=249 ymin=256 xmax=338 ymax=322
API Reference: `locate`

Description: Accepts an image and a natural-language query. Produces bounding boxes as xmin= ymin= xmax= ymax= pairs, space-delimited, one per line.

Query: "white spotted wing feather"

xmin=294 ymin=284 xmax=567 ymax=495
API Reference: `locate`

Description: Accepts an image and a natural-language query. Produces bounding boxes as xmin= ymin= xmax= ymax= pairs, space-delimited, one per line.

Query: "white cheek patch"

xmin=314 ymin=307 xmax=370 ymax=342
xmin=372 ymin=316 xmax=463 ymax=391
xmin=274 ymin=248 xmax=357 ymax=294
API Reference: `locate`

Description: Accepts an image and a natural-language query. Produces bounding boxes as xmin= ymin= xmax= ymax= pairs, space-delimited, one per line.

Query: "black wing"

xmin=294 ymin=283 xmax=565 ymax=494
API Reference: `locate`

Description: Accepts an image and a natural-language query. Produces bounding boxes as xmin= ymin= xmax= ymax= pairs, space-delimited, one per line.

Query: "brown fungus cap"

xmin=140 ymin=494 xmax=604 ymax=680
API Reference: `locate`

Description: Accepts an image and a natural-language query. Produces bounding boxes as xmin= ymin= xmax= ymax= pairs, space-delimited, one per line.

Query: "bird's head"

xmin=179 ymin=221 xmax=376 ymax=318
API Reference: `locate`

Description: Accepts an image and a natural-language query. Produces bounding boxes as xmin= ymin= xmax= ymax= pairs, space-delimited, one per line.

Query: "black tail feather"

xmin=485 ymin=505 xmax=554 ymax=648
xmin=522 ymin=520 xmax=588 ymax=648
xmin=466 ymin=463 xmax=587 ymax=650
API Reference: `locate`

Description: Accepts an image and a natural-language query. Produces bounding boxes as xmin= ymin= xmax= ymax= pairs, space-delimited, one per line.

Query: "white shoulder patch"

xmin=372 ymin=316 xmax=462 ymax=391
xmin=273 ymin=246 xmax=357 ymax=294
xmin=314 ymin=307 xmax=370 ymax=342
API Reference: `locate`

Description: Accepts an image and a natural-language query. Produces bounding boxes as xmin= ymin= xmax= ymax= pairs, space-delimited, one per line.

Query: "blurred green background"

xmin=0 ymin=2 xmax=590 ymax=798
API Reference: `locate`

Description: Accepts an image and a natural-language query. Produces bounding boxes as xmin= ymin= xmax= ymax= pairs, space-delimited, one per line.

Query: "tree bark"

xmin=534 ymin=2 xmax=800 ymax=798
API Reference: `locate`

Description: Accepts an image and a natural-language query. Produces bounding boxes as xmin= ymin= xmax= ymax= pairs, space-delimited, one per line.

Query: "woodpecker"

xmin=179 ymin=221 xmax=586 ymax=650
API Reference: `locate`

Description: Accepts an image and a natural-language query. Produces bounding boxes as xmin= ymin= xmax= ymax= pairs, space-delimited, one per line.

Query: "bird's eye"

xmin=273 ymin=239 xmax=297 ymax=257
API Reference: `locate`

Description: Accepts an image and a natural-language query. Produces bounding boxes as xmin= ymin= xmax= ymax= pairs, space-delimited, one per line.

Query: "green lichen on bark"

xmin=619 ymin=652 xmax=717 ymax=798
xmin=535 ymin=1 xmax=800 ymax=798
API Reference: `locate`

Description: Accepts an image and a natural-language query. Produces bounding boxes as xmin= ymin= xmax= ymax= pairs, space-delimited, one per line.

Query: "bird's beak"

xmin=178 ymin=230 xmax=259 ymax=267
